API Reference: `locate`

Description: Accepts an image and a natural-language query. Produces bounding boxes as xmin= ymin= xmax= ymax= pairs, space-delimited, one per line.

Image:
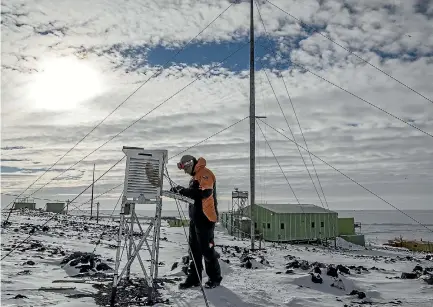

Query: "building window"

xmin=280 ymin=223 xmax=285 ymax=230
xmin=321 ymin=221 xmax=324 ymax=227
xmin=255 ymin=222 xmax=257 ymax=229
xmin=311 ymin=222 xmax=315 ymax=228
xmin=267 ymin=223 xmax=270 ymax=229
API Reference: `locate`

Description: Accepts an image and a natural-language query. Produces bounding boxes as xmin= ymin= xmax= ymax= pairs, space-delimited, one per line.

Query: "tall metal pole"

xmin=96 ymin=202 xmax=100 ymax=223
xmin=90 ymin=163 xmax=95 ymax=219
xmin=249 ymin=0 xmax=256 ymax=250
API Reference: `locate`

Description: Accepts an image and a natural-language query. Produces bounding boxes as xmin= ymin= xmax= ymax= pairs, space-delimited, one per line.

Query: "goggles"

xmin=177 ymin=160 xmax=193 ymax=170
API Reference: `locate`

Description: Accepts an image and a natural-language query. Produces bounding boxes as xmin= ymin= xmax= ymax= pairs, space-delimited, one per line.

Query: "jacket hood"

xmin=193 ymin=157 xmax=206 ymax=173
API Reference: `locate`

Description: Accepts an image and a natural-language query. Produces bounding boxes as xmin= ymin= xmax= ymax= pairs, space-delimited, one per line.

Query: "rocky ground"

xmin=1 ymin=209 xmax=433 ymax=307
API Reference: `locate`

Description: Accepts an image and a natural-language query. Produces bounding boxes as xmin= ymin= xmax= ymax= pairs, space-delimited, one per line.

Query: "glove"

xmin=170 ymin=185 xmax=184 ymax=194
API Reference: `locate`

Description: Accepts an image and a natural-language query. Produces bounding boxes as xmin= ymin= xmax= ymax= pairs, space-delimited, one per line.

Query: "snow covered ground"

xmin=1 ymin=210 xmax=432 ymax=307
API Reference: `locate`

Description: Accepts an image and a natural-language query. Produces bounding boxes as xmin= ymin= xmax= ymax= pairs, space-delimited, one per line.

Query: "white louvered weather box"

xmin=122 ymin=146 xmax=168 ymax=203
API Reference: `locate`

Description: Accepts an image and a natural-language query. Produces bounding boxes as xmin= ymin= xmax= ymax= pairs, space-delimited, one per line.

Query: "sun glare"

xmin=28 ymin=57 xmax=105 ymax=111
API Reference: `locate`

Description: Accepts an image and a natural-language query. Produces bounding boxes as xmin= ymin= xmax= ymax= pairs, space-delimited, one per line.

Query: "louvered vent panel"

xmin=126 ymin=157 xmax=161 ymax=198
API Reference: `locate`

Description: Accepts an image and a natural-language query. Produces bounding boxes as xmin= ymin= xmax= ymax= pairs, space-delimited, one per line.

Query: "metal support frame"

xmin=231 ymin=188 xmax=249 ymax=238
xmin=110 ymin=147 xmax=167 ymax=306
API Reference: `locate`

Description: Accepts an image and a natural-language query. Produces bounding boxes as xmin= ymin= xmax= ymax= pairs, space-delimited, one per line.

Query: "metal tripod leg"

xmin=126 ymin=203 xmax=136 ymax=280
xmin=148 ymin=197 xmax=162 ymax=302
xmin=110 ymin=202 xmax=126 ymax=307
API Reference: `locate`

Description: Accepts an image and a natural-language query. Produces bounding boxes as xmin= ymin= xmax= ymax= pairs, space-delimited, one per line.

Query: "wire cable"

xmin=91 ymin=191 xmax=124 ymax=255
xmin=262 ymin=65 xmax=325 ymax=209
xmin=255 ymin=0 xmax=329 ymax=209
xmin=280 ymin=76 xmax=330 ymax=209
xmin=1 ymin=157 xmax=125 ymax=260
xmin=168 ymin=116 xmax=249 ymax=160
xmin=26 ymin=41 xmax=250 ymax=199
xmin=3 ymin=2 xmax=235 ymax=213
xmin=257 ymin=41 xmax=433 ymax=139
xmin=264 ymin=0 xmax=433 ymax=105
xmin=256 ymin=119 xmax=302 ymax=208
xmin=257 ymin=118 xmax=433 ymax=233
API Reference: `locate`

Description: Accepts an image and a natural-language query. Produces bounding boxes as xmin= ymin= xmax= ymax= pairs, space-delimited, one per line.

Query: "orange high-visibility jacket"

xmin=180 ymin=157 xmax=218 ymax=225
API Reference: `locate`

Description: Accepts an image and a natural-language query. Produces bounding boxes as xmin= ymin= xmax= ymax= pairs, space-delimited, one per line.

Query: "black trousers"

xmin=187 ymin=221 xmax=221 ymax=282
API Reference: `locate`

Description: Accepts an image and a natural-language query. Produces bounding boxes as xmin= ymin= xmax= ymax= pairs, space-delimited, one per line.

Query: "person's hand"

xmin=170 ymin=186 xmax=184 ymax=194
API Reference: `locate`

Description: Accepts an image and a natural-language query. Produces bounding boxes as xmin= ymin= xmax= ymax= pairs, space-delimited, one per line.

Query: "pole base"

xmin=110 ymin=286 xmax=117 ymax=307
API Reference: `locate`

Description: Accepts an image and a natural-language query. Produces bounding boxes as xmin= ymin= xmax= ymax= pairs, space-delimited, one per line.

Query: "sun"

xmin=28 ymin=57 xmax=105 ymax=111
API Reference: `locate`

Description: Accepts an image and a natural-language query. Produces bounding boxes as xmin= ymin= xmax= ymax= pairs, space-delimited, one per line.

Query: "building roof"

xmin=255 ymin=203 xmax=336 ymax=214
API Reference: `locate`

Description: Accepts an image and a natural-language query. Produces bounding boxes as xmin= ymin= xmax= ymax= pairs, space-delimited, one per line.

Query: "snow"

xmin=335 ymin=236 xmax=365 ymax=251
xmin=2 ymin=210 xmax=433 ymax=307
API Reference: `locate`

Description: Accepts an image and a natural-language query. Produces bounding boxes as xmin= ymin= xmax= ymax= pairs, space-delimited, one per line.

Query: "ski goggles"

xmin=177 ymin=160 xmax=193 ymax=170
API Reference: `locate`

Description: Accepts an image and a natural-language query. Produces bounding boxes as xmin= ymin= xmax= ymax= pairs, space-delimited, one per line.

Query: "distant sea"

xmin=69 ymin=209 xmax=433 ymax=245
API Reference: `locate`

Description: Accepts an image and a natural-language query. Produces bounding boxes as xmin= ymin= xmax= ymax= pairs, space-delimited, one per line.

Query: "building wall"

xmin=46 ymin=203 xmax=65 ymax=213
xmin=13 ymin=202 xmax=36 ymax=210
xmin=254 ymin=206 xmax=338 ymax=242
xmin=220 ymin=212 xmax=250 ymax=237
xmin=338 ymin=217 xmax=355 ymax=235
xmin=340 ymin=234 xmax=365 ymax=247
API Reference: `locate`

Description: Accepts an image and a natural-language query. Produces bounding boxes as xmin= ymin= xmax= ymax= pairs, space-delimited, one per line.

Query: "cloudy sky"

xmin=1 ymin=0 xmax=432 ymax=215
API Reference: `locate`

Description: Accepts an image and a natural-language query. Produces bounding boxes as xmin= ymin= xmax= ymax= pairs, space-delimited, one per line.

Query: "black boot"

xmin=179 ymin=274 xmax=201 ymax=289
xmin=204 ymin=276 xmax=222 ymax=289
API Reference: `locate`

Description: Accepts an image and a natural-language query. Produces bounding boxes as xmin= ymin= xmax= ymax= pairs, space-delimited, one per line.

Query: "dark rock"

xmin=276 ymin=271 xmax=282 ymax=274
xmin=70 ymin=259 xmax=79 ymax=267
xmin=350 ymin=290 xmax=360 ymax=295
xmin=327 ymin=266 xmax=339 ymax=278
xmin=426 ymin=255 xmax=432 ymax=261
xmin=171 ymin=262 xmax=178 ymax=271
xmin=285 ymin=269 xmax=294 ymax=274
xmin=358 ymin=292 xmax=366 ymax=299
xmin=401 ymin=272 xmax=419 ymax=279
xmin=311 ymin=273 xmax=323 ymax=284
xmin=96 ymin=263 xmax=112 ymax=271
xmin=423 ymin=274 xmax=433 ymax=285
xmin=13 ymin=294 xmax=28 ymax=299
xmin=42 ymin=226 xmax=49 ymax=232
xmin=313 ymin=266 xmax=322 ymax=274
xmin=312 ymin=261 xmax=326 ymax=268
xmin=17 ymin=270 xmax=31 ymax=275
xmin=78 ymin=265 xmax=93 ymax=273
xmin=181 ymin=265 xmax=188 ymax=275
xmin=300 ymin=260 xmax=310 ymax=270
xmin=245 ymin=259 xmax=252 ymax=269
xmin=14 ymin=228 xmax=19 ymax=232
xmin=413 ymin=265 xmax=423 ymax=273
xmin=286 ymin=260 xmax=300 ymax=269
xmin=259 ymin=256 xmax=269 ymax=265
xmin=337 ymin=264 xmax=350 ymax=275
xmin=24 ymin=260 xmax=35 ymax=266
xmin=182 ymin=255 xmax=190 ymax=265
xmin=222 ymin=259 xmax=230 ymax=264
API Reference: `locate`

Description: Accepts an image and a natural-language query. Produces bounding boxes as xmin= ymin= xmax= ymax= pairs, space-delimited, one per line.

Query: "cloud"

xmin=1 ymin=0 xmax=433 ymax=213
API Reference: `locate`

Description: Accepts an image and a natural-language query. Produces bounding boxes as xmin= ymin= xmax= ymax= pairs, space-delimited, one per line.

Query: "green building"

xmin=337 ymin=217 xmax=365 ymax=246
xmin=46 ymin=202 xmax=66 ymax=214
xmin=236 ymin=203 xmax=339 ymax=242
xmin=13 ymin=201 xmax=36 ymax=210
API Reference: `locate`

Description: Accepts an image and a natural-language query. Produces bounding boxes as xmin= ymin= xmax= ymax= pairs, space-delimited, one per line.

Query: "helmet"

xmin=177 ymin=155 xmax=196 ymax=175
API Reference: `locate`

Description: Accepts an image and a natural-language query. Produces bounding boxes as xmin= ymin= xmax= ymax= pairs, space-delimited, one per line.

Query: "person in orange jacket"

xmin=170 ymin=154 xmax=222 ymax=289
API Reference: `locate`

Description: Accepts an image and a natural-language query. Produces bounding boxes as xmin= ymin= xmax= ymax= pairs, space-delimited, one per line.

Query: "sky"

xmin=1 ymin=0 xmax=433 ymax=215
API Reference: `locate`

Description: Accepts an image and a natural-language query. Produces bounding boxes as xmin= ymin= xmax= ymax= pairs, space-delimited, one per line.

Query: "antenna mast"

xmin=249 ymin=0 xmax=256 ymax=250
